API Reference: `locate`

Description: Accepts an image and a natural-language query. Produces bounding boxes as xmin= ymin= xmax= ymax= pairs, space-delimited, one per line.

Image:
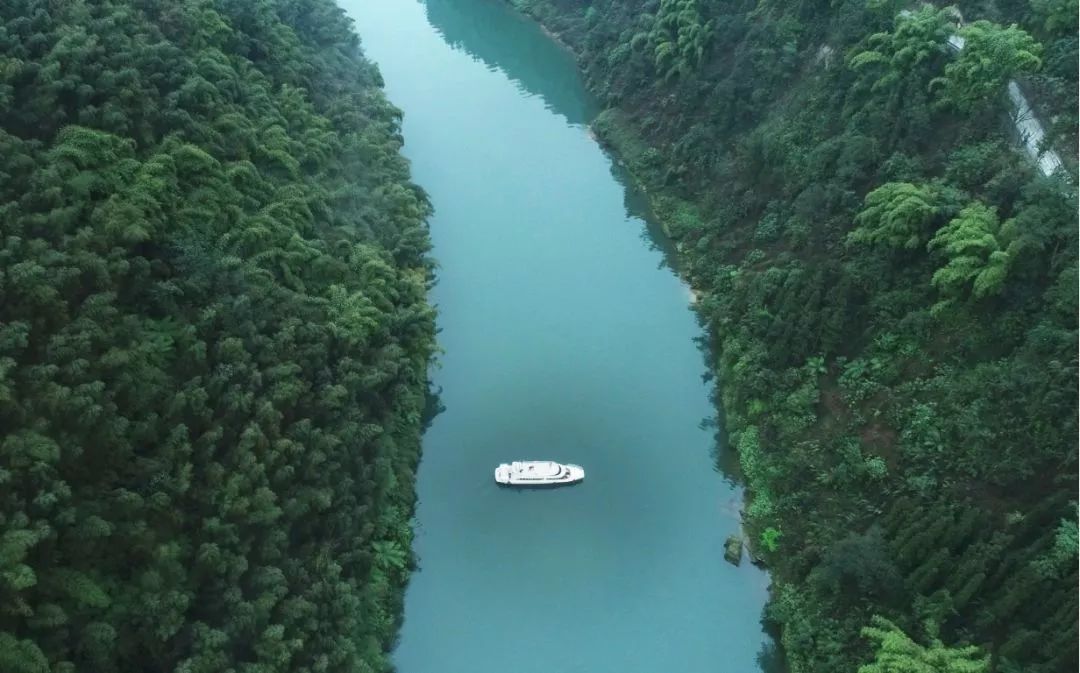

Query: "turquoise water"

xmin=339 ymin=0 xmax=778 ymax=670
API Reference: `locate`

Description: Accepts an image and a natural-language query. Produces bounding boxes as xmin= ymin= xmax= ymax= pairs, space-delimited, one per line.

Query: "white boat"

xmin=494 ymin=461 xmax=585 ymax=487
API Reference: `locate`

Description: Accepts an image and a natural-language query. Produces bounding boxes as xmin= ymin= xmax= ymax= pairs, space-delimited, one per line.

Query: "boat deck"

xmin=494 ymin=461 xmax=584 ymax=486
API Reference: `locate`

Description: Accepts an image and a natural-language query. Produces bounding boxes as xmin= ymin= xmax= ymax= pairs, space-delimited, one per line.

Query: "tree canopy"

xmin=508 ymin=0 xmax=1077 ymax=671
xmin=0 ymin=0 xmax=435 ymax=671
xmin=859 ymin=616 xmax=989 ymax=673
xmin=934 ymin=21 xmax=1042 ymax=111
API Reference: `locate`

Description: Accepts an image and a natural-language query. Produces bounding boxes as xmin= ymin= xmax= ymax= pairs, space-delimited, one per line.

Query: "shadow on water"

xmin=420 ymin=381 xmax=446 ymax=433
xmin=422 ymin=0 xmax=597 ymax=126
xmin=422 ymin=0 xmax=752 ymax=523
xmin=421 ymin=0 xmax=685 ymax=275
xmin=412 ymin=1 xmax=785 ymax=670
xmin=758 ymin=633 xmax=789 ymax=673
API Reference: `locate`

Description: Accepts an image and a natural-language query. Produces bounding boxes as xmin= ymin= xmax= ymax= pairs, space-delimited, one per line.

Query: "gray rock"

xmin=724 ymin=534 xmax=742 ymax=566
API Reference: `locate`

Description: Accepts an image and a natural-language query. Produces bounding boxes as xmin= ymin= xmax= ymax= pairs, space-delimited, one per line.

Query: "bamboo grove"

xmin=0 ymin=1 xmax=435 ymax=671
xmin=508 ymin=0 xmax=1078 ymax=671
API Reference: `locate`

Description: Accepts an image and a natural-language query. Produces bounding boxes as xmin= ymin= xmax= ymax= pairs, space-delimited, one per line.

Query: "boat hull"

xmin=494 ymin=476 xmax=584 ymax=489
xmin=494 ymin=461 xmax=585 ymax=487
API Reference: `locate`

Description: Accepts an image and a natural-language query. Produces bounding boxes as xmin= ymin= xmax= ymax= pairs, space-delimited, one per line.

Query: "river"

xmin=339 ymin=0 xmax=778 ymax=670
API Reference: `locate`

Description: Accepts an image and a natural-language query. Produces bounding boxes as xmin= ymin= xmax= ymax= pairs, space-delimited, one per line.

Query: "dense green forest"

xmin=507 ymin=0 xmax=1078 ymax=671
xmin=0 ymin=1 xmax=434 ymax=671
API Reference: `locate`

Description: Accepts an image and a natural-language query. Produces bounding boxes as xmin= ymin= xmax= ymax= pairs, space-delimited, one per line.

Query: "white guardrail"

xmin=900 ymin=7 xmax=1066 ymax=177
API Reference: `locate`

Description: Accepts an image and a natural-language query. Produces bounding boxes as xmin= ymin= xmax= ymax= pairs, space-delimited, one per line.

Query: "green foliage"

xmin=485 ymin=0 xmax=1077 ymax=671
xmin=1028 ymin=0 xmax=1079 ymax=33
xmin=0 ymin=0 xmax=435 ymax=671
xmin=0 ymin=634 xmax=49 ymax=673
xmin=760 ymin=526 xmax=783 ymax=552
xmin=933 ymin=22 xmax=1042 ymax=111
xmin=1030 ymin=517 xmax=1079 ymax=579
xmin=648 ymin=0 xmax=712 ymax=81
xmin=849 ymin=7 xmax=953 ymax=96
xmin=859 ymin=615 xmax=989 ymax=673
xmin=927 ymin=203 xmax=1013 ymax=301
xmin=847 ymin=182 xmax=955 ymax=250
xmin=811 ymin=526 xmax=902 ymax=600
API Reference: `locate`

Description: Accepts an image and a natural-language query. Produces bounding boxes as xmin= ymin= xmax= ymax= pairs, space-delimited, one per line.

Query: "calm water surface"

xmin=338 ymin=0 xmax=778 ymax=670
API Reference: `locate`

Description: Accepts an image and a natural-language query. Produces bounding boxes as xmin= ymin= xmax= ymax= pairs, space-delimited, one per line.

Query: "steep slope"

xmin=508 ymin=0 xmax=1078 ymax=671
xmin=0 ymin=1 xmax=434 ymax=671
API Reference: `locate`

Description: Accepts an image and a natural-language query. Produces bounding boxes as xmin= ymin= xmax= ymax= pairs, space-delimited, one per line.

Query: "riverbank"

xmin=508 ymin=0 xmax=772 ymax=565
xmin=0 ymin=1 xmax=437 ymax=670
xmin=503 ymin=1 xmax=1079 ymax=671
xmin=344 ymin=1 xmax=779 ymax=670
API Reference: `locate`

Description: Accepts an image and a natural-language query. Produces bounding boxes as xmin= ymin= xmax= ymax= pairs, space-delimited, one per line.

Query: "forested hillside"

xmin=508 ymin=0 xmax=1078 ymax=671
xmin=0 ymin=1 xmax=434 ymax=671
